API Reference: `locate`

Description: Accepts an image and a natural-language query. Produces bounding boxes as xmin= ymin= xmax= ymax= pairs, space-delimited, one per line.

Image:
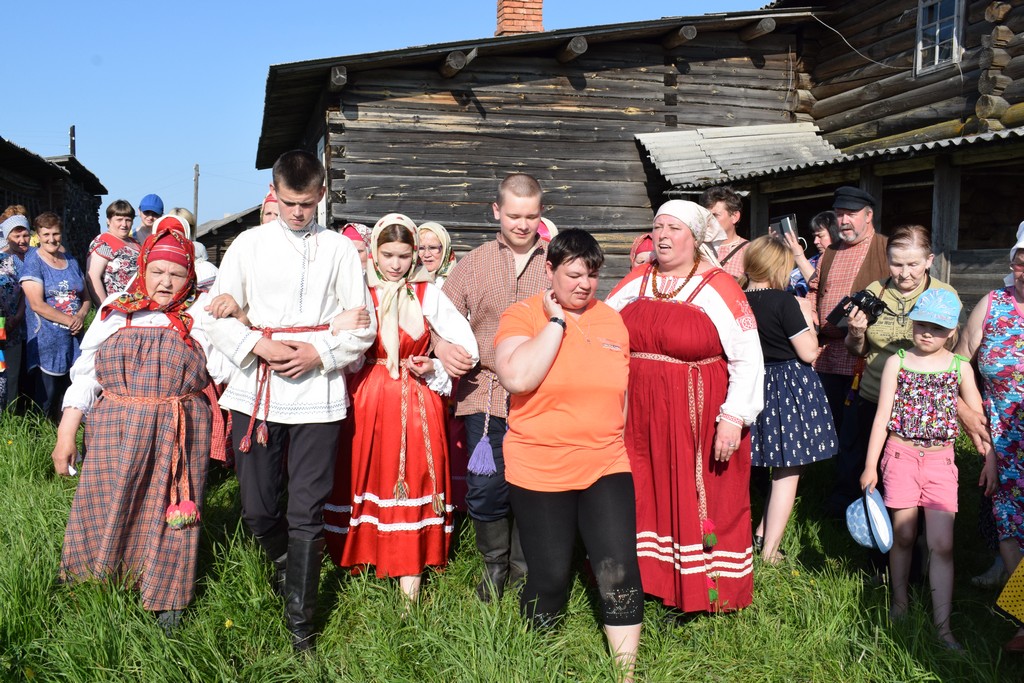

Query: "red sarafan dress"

xmin=325 ymin=284 xmax=452 ymax=577
xmin=619 ymin=268 xmax=754 ymax=613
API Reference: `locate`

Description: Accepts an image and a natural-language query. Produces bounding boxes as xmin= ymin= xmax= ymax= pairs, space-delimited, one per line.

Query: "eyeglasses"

xmin=1011 ymin=261 xmax=1024 ymax=271
xmin=417 ymin=245 xmax=442 ymax=254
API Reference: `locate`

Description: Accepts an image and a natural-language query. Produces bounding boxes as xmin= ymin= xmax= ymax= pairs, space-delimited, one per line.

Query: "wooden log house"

xmin=656 ymin=0 xmax=1024 ymax=304
xmin=0 ymin=136 xmax=106 ymax=262
xmin=254 ymin=0 xmax=1024 ymax=298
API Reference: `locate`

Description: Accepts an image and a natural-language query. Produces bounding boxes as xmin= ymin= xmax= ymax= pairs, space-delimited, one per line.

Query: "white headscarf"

xmin=367 ymin=213 xmax=432 ymax=379
xmin=0 ymin=214 xmax=29 ymax=238
xmin=1006 ymin=220 xmax=1024 ymax=287
xmin=653 ymin=200 xmax=727 ymax=267
xmin=417 ymin=221 xmax=457 ymax=280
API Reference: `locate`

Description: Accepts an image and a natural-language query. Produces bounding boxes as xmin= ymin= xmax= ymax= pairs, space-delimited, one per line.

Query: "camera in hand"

xmin=826 ymin=289 xmax=888 ymax=327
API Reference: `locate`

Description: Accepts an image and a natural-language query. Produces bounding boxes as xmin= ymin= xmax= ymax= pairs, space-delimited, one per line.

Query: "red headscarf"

xmin=101 ymin=226 xmax=198 ymax=344
xmin=629 ymin=233 xmax=654 ymax=265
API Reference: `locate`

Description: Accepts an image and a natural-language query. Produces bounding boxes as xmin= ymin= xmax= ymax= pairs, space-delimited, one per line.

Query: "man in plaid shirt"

xmin=809 ymin=186 xmax=888 ymax=515
xmin=435 ymin=173 xmax=550 ymax=602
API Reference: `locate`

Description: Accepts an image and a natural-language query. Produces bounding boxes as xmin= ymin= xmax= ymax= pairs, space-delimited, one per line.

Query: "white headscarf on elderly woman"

xmin=653 ymin=199 xmax=727 ymax=268
xmin=417 ymin=221 xmax=457 ymax=281
xmin=0 ymin=214 xmax=30 ymax=252
xmin=1005 ymin=220 xmax=1024 ymax=287
xmin=367 ymin=213 xmax=433 ymax=379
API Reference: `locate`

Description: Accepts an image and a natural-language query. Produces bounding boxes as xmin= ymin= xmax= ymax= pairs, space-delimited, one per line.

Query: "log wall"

xmin=327 ymin=35 xmax=796 ymax=245
xmin=0 ymin=170 xmax=100 ymax=267
xmin=803 ymin=0 xmax=1024 ymax=149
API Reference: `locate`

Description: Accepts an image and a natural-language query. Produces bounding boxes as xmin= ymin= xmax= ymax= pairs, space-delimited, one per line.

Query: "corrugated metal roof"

xmin=659 ymin=127 xmax=1024 ymax=189
xmin=636 ymin=123 xmax=843 ymax=187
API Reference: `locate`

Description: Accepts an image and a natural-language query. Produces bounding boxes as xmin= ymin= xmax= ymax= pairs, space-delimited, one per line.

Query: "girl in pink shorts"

xmin=861 ymin=288 xmax=998 ymax=649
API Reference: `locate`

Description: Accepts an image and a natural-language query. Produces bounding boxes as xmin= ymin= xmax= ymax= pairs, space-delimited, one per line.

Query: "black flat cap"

xmin=832 ymin=186 xmax=876 ymax=211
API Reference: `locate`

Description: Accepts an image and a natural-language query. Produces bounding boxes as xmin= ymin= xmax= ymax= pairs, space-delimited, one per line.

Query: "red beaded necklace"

xmin=650 ymin=258 xmax=701 ymax=300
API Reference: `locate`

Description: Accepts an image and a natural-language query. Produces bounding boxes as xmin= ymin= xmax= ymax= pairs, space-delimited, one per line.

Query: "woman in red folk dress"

xmin=324 ymin=213 xmax=478 ymax=603
xmin=606 ymin=200 xmax=764 ymax=614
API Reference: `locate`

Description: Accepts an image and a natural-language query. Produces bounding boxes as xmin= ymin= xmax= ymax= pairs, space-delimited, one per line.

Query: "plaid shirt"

xmin=442 ymin=234 xmax=549 ymax=418
xmin=809 ymin=231 xmax=876 ymax=376
xmin=716 ymin=240 xmax=749 ymax=280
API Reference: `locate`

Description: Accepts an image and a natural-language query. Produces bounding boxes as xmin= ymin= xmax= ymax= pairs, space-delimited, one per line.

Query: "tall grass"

xmin=0 ymin=412 xmax=1019 ymax=682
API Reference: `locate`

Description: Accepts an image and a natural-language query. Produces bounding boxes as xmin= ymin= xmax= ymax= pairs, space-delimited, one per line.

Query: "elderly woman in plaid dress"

xmin=50 ymin=219 xmax=231 ymax=631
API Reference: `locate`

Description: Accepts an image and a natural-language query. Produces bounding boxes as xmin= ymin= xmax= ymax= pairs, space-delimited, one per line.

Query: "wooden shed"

xmin=0 ymin=136 xmax=106 ymax=262
xmin=195 ymin=205 xmax=261 ymax=266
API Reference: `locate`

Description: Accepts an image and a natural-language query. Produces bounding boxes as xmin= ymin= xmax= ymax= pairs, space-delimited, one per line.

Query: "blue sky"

xmin=5 ymin=0 xmax=760 ymax=227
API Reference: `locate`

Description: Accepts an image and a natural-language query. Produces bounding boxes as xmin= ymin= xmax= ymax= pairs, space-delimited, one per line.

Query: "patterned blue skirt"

xmin=751 ymin=359 xmax=838 ymax=468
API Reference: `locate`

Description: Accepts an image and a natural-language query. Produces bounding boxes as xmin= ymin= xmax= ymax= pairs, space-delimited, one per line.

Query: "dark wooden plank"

xmin=816 ymin=71 xmax=980 ymax=132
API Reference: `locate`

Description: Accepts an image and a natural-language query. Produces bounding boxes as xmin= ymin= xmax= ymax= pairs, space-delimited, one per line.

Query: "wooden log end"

xmin=739 ymin=17 xmax=776 ymax=42
xmin=976 ymin=93 xmax=1010 ymax=119
xmin=985 ymin=2 xmax=1012 ymax=24
xmin=556 ymin=35 xmax=589 ymax=63
xmin=999 ymin=101 xmax=1024 ymax=127
xmin=662 ymin=24 xmax=697 ymax=50
xmin=329 ymin=65 xmax=348 ymax=92
xmin=439 ymin=51 xmax=468 ymax=79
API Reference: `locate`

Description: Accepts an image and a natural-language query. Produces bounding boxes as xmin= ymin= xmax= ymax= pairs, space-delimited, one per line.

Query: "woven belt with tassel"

xmin=373 ymin=359 xmax=445 ymax=517
xmin=237 ymin=325 xmax=329 ymax=453
xmin=630 ymin=351 xmax=726 ymax=604
xmin=104 ymin=389 xmax=203 ymax=529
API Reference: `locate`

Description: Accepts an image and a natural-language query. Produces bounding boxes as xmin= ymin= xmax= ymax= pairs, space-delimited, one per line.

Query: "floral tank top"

xmin=887 ymin=349 xmax=964 ymax=447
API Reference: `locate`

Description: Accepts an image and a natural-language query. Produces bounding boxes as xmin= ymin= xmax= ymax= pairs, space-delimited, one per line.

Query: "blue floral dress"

xmin=977 ymin=287 xmax=1024 ymax=549
xmin=19 ymin=250 xmax=85 ymax=376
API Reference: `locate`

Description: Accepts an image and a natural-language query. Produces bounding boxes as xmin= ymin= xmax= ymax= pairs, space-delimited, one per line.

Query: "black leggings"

xmin=509 ymin=473 xmax=643 ymax=626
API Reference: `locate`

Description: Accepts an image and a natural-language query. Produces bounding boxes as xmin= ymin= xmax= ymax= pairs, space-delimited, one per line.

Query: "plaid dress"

xmin=60 ymin=324 xmax=212 ymax=611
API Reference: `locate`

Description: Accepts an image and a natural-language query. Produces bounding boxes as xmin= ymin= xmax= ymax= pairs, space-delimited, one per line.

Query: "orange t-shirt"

xmin=494 ymin=293 xmax=631 ymax=492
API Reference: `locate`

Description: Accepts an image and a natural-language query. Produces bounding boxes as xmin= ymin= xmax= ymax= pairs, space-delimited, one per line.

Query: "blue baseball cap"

xmin=139 ymin=194 xmax=164 ymax=214
xmin=909 ymin=288 xmax=961 ymax=330
xmin=846 ymin=488 xmax=893 ymax=553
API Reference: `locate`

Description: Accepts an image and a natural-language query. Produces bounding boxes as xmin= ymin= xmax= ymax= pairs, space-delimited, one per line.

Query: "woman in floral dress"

xmin=958 ymin=242 xmax=1024 ymax=652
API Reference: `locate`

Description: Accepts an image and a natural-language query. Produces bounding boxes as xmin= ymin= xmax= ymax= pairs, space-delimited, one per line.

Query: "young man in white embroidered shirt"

xmin=204 ymin=150 xmax=375 ymax=652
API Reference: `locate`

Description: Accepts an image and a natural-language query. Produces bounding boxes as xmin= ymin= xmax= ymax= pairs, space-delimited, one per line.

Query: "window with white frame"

xmin=916 ymin=0 xmax=964 ymax=74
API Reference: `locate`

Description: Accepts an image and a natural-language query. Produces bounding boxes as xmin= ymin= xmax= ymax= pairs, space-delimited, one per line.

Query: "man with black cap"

xmin=809 ymin=186 xmax=888 ymax=441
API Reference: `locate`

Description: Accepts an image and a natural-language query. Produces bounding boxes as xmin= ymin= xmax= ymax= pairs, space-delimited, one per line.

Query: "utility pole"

xmin=193 ymin=164 xmax=200 ymax=227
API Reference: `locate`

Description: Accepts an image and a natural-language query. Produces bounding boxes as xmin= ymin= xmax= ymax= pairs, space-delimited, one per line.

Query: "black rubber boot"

xmin=156 ymin=609 xmax=183 ymax=636
xmin=507 ymin=520 xmax=528 ymax=592
xmin=473 ymin=518 xmax=511 ymax=603
xmin=256 ymin=522 xmax=289 ymax=598
xmin=285 ymin=537 xmax=325 ymax=653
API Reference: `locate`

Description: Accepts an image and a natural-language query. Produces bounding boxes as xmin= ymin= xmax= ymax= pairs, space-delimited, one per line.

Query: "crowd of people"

xmin=2 ymin=150 xmax=1023 ymax=673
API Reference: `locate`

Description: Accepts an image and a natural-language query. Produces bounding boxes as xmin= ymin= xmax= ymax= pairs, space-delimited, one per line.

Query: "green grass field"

xmin=0 ymin=410 xmax=1019 ymax=682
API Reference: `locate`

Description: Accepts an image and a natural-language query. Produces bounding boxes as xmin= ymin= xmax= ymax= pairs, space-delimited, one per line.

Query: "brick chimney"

xmin=496 ymin=0 xmax=544 ymax=36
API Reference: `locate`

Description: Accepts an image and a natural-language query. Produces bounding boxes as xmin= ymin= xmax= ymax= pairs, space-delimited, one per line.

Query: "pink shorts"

xmin=880 ymin=440 xmax=958 ymax=513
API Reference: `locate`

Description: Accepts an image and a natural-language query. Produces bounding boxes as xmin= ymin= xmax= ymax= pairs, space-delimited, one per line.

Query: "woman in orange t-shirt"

xmin=494 ymin=229 xmax=641 ymax=681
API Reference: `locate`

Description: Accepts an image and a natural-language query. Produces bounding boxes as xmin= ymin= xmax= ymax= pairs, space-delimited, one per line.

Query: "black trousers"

xmin=231 ymin=410 xmax=341 ymax=541
xmin=464 ymin=412 xmax=511 ymax=522
xmin=833 ymin=395 xmax=880 ymax=508
xmin=509 ymin=473 xmax=643 ymax=626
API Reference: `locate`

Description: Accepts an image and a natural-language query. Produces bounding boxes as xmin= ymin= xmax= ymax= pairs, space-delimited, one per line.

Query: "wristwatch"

xmin=549 ymin=317 xmax=566 ymax=330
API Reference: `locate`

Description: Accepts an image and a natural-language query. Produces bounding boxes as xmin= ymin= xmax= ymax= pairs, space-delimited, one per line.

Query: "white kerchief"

xmin=1 ymin=214 xmax=30 ymax=238
xmin=367 ymin=213 xmax=432 ymax=379
xmin=654 ymin=200 xmax=726 ymax=266
xmin=418 ymin=221 xmax=457 ymax=280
